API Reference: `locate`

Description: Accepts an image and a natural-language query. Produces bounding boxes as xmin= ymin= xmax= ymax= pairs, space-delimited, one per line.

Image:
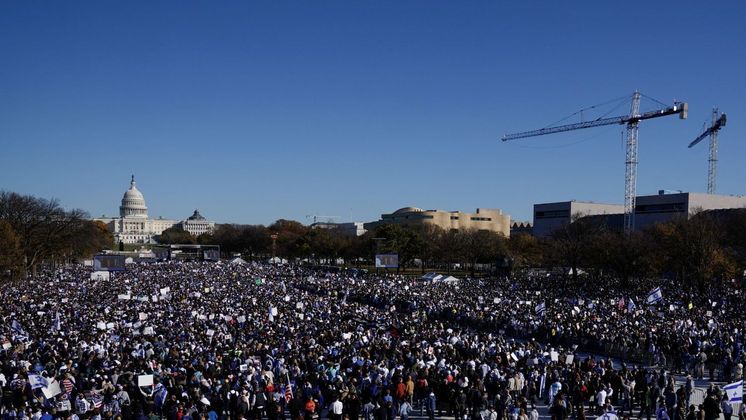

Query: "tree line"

xmin=2 ymin=189 xmax=745 ymax=291
xmin=162 ymin=209 xmax=746 ymax=291
xmin=0 ymin=191 xmax=113 ymax=279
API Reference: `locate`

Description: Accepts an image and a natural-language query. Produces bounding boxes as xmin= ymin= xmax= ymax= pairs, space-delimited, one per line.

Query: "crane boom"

xmin=688 ymin=109 xmax=726 ymax=194
xmin=688 ymin=113 xmax=726 ymax=148
xmin=501 ymin=92 xmax=688 ymax=234
xmin=502 ymin=102 xmax=687 ymax=141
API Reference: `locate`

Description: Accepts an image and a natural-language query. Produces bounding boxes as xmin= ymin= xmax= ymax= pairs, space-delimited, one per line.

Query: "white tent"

xmin=229 ymin=257 xmax=247 ymax=265
xmin=90 ymin=271 xmax=110 ymax=281
xmin=421 ymin=272 xmax=443 ymax=282
xmin=421 ymin=272 xmax=460 ymax=283
xmin=439 ymin=275 xmax=460 ymax=284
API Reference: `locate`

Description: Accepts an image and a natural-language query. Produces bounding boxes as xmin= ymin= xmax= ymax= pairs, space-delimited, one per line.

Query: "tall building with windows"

xmin=533 ymin=191 xmax=746 ymax=237
xmin=95 ymin=176 xmax=215 ymax=244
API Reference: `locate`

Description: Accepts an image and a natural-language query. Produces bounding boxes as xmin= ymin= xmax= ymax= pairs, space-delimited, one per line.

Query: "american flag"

xmin=284 ymin=383 xmax=293 ymax=403
xmin=62 ymin=378 xmax=74 ymax=393
xmin=90 ymin=393 xmax=104 ymax=409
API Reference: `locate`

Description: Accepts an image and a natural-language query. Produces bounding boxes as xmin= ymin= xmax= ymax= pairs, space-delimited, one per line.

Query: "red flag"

xmin=617 ymin=297 xmax=625 ymax=310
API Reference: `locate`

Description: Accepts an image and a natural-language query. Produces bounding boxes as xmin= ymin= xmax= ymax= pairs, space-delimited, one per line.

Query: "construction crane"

xmin=502 ymin=92 xmax=688 ymax=233
xmin=688 ymin=108 xmax=726 ymax=194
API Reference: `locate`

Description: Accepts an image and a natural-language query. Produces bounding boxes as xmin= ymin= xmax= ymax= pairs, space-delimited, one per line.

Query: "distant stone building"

xmin=95 ymin=176 xmax=215 ymax=244
xmin=634 ymin=191 xmax=746 ymax=230
xmin=310 ymin=222 xmax=367 ymax=236
xmin=533 ymin=192 xmax=746 ymax=236
xmin=177 ymin=209 xmax=215 ymax=237
xmin=366 ymin=207 xmax=511 ymax=236
xmin=532 ymin=201 xmax=624 ymax=238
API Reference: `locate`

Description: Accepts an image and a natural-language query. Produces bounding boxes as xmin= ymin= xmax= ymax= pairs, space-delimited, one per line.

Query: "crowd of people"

xmin=1 ymin=260 xmax=744 ymax=420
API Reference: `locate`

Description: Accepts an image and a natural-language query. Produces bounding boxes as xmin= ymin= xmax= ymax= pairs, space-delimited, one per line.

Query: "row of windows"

xmin=535 ymin=210 xmax=570 ymax=219
xmin=470 ymin=217 xmax=492 ymax=221
xmin=635 ymin=203 xmax=686 ymax=214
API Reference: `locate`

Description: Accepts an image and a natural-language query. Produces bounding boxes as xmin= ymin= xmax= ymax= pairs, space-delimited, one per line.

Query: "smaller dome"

xmin=188 ymin=209 xmax=206 ymax=220
xmin=393 ymin=207 xmax=424 ymax=214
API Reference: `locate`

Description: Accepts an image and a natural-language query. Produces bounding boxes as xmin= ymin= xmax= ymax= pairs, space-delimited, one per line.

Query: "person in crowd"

xmin=1 ymin=261 xmax=743 ymax=420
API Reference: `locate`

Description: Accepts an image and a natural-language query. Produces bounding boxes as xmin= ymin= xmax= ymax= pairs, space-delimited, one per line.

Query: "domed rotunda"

xmin=119 ymin=175 xmax=148 ymax=218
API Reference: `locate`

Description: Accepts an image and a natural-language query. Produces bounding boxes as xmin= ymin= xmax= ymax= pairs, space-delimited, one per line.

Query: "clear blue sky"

xmin=1 ymin=1 xmax=744 ymax=225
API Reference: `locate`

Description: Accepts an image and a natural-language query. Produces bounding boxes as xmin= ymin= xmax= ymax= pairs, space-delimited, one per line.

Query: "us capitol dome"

xmin=119 ymin=175 xmax=148 ymax=218
xmin=95 ymin=175 xmax=215 ymax=244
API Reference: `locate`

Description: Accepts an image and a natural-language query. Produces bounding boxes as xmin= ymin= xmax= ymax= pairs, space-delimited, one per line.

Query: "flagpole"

xmin=287 ymin=371 xmax=292 ymax=398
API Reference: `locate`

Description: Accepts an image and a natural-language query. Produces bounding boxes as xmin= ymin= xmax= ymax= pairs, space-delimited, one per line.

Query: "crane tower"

xmin=688 ymin=108 xmax=726 ymax=194
xmin=502 ymin=92 xmax=688 ymax=234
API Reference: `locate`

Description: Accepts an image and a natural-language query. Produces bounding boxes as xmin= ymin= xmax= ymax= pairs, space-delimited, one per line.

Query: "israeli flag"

xmin=28 ymin=375 xmax=49 ymax=390
xmin=646 ymin=287 xmax=663 ymax=305
xmin=269 ymin=305 xmax=277 ymax=322
xmin=535 ymin=302 xmax=546 ymax=316
xmin=11 ymin=320 xmax=24 ymax=334
xmin=627 ymin=298 xmax=636 ymax=313
xmin=154 ymin=383 xmax=168 ymax=408
xmin=724 ymin=380 xmax=743 ymax=404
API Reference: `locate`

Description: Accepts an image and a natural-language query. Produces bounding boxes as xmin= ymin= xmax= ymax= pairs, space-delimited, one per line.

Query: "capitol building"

xmin=95 ymin=176 xmax=215 ymax=244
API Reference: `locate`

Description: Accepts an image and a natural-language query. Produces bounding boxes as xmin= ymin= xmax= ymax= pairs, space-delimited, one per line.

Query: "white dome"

xmin=120 ymin=175 xmax=148 ymax=218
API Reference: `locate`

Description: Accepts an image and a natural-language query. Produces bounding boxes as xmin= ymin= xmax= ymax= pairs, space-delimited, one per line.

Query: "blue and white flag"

xmin=269 ymin=306 xmax=277 ymax=323
xmin=646 ymin=287 xmax=663 ymax=305
xmin=154 ymin=383 xmax=168 ymax=408
xmin=724 ymin=380 xmax=743 ymax=404
xmin=28 ymin=375 xmax=49 ymax=390
xmin=535 ymin=302 xmax=546 ymax=316
xmin=627 ymin=298 xmax=637 ymax=313
xmin=11 ymin=320 xmax=24 ymax=334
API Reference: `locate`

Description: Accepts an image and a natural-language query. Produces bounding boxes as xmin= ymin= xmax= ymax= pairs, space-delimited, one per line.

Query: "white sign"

xmin=137 ymin=374 xmax=154 ymax=387
xmin=42 ymin=380 xmax=62 ymax=398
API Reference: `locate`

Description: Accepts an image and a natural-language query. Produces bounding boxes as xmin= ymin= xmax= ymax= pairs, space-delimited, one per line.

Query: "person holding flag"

xmin=285 ymin=373 xmax=294 ymax=405
xmin=723 ymin=380 xmax=743 ymax=407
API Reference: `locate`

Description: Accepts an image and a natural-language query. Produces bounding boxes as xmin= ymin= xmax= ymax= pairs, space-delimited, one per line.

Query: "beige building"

xmin=368 ymin=207 xmax=511 ymax=236
xmin=177 ymin=210 xmax=215 ymax=237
